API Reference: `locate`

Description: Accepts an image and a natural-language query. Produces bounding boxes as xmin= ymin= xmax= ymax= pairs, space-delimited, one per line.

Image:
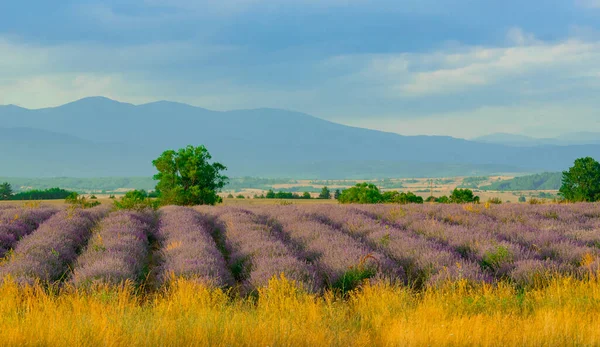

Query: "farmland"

xmin=1 ymin=202 xmax=600 ymax=345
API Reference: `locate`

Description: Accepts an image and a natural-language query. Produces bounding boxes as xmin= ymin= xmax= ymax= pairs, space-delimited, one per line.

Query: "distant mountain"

xmin=473 ymin=132 xmax=600 ymax=147
xmin=1 ymin=97 xmax=600 ymax=178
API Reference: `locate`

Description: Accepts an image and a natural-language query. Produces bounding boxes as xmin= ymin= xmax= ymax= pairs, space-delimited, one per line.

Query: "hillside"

xmin=2 ymin=97 xmax=600 ymax=178
xmin=480 ymin=172 xmax=562 ymax=191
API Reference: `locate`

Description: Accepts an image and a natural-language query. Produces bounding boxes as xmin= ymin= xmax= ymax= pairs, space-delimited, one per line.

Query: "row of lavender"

xmin=1 ymin=203 xmax=599 ymax=290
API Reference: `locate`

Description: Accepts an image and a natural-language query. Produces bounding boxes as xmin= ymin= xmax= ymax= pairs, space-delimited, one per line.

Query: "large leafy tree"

xmin=0 ymin=182 xmax=13 ymax=200
xmin=559 ymin=157 xmax=600 ymax=202
xmin=338 ymin=183 xmax=382 ymax=204
xmin=152 ymin=145 xmax=228 ymax=206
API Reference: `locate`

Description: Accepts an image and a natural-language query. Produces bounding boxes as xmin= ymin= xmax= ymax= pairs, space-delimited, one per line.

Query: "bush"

xmin=487 ymin=197 xmax=502 ymax=204
xmin=113 ymin=190 xmax=158 ymax=211
xmin=518 ymin=196 xmax=526 ymax=203
xmin=236 ymin=194 xmax=245 ymax=199
xmin=227 ymin=193 xmax=234 ymax=198
xmin=65 ymin=192 xmax=101 ymax=209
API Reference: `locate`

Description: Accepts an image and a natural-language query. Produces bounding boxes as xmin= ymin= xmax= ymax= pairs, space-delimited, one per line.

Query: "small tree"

xmin=518 ymin=196 xmax=526 ymax=203
xmin=450 ymin=188 xmax=480 ymax=204
xmin=0 ymin=182 xmax=13 ymax=200
xmin=559 ymin=157 xmax=600 ymax=202
xmin=319 ymin=186 xmax=331 ymax=199
xmin=266 ymin=189 xmax=276 ymax=199
xmin=152 ymin=145 xmax=228 ymax=206
xmin=334 ymin=189 xmax=342 ymax=200
xmin=302 ymin=192 xmax=312 ymax=199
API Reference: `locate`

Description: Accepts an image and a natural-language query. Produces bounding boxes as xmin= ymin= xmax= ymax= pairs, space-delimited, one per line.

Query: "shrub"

xmin=65 ymin=193 xmax=101 ymax=209
xmin=487 ymin=197 xmax=502 ymax=204
xmin=113 ymin=190 xmax=158 ymax=211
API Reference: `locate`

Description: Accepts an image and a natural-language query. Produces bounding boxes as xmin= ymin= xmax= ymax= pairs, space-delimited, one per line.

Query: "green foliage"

xmin=334 ymin=189 xmax=341 ymax=200
xmin=65 ymin=192 xmax=101 ymax=209
xmin=435 ymin=196 xmax=451 ymax=204
xmin=338 ymin=183 xmax=383 ymax=204
xmin=0 ymin=182 xmax=13 ymax=200
xmin=319 ymin=186 xmax=331 ymax=199
xmin=481 ymin=246 xmax=513 ymax=272
xmin=481 ymin=172 xmax=562 ymax=191
xmin=332 ymin=267 xmax=376 ymax=294
xmin=12 ymin=187 xmax=73 ymax=200
xmin=236 ymin=194 xmax=245 ymax=199
xmin=227 ymin=193 xmax=234 ymax=198
xmin=381 ymin=191 xmax=424 ymax=204
xmin=518 ymin=196 xmax=527 ymax=203
xmin=89 ymin=195 xmax=97 ymax=200
xmin=559 ymin=157 xmax=600 ymax=202
xmin=450 ymin=188 xmax=480 ymax=204
xmin=113 ymin=190 xmax=158 ymax=211
xmin=487 ymin=197 xmax=502 ymax=204
xmin=261 ymin=189 xmax=313 ymax=200
xmin=152 ymin=145 xmax=228 ymax=206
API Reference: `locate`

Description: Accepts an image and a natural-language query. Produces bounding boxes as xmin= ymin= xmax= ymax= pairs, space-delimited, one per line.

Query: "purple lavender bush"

xmin=156 ymin=206 xmax=234 ymax=288
xmin=71 ymin=209 xmax=156 ymax=287
xmin=0 ymin=205 xmax=109 ymax=285
xmin=0 ymin=207 xmax=58 ymax=258
xmin=214 ymin=207 xmax=321 ymax=292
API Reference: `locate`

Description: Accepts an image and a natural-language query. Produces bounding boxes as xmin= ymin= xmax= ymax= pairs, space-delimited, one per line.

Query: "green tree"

xmin=319 ymin=186 xmax=331 ymax=199
xmin=334 ymin=189 xmax=342 ymax=200
xmin=382 ymin=191 xmax=424 ymax=204
xmin=0 ymin=182 xmax=14 ymax=200
xmin=302 ymin=192 xmax=312 ymax=199
xmin=450 ymin=188 xmax=480 ymax=204
xmin=266 ymin=189 xmax=276 ymax=199
xmin=518 ymin=196 xmax=526 ymax=203
xmin=559 ymin=157 xmax=600 ymax=202
xmin=338 ymin=183 xmax=383 ymax=204
xmin=152 ymin=145 xmax=228 ymax=206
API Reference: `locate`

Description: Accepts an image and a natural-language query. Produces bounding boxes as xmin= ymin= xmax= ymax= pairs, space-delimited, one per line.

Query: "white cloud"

xmin=341 ymin=29 xmax=600 ymax=97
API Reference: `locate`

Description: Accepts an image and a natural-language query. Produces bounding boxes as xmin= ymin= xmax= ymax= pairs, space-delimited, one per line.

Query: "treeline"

xmin=481 ymin=172 xmax=561 ymax=191
xmin=0 ymin=184 xmax=74 ymax=201
xmin=337 ymin=183 xmax=480 ymax=204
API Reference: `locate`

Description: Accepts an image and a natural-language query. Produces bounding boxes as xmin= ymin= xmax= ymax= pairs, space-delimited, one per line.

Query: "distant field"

xmin=1 ymin=203 xmax=599 ymax=345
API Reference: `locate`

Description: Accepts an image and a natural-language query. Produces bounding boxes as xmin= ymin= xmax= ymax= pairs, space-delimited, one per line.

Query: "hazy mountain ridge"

xmin=1 ymin=97 xmax=600 ymax=178
xmin=473 ymin=132 xmax=600 ymax=147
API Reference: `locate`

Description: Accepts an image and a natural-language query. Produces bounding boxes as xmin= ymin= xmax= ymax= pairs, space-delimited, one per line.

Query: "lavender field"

xmin=1 ymin=203 xmax=600 ymax=291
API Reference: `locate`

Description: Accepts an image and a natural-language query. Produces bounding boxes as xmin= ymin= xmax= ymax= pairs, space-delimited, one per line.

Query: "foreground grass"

xmin=1 ymin=275 xmax=600 ymax=346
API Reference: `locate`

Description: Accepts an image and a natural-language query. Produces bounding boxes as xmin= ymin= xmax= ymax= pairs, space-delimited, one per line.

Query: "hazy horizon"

xmin=1 ymin=1 xmax=600 ymax=138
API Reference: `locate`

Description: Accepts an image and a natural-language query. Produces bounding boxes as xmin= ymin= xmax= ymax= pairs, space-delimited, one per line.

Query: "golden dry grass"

xmin=1 ymin=274 xmax=600 ymax=346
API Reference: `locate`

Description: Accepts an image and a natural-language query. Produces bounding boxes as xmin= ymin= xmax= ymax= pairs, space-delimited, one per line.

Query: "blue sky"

xmin=1 ymin=0 xmax=600 ymax=138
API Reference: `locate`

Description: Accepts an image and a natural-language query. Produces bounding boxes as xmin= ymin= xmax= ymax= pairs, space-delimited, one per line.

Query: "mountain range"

xmin=473 ymin=132 xmax=600 ymax=147
xmin=2 ymin=97 xmax=600 ymax=178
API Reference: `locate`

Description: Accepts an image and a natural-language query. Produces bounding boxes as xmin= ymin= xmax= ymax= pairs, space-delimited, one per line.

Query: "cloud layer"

xmin=1 ymin=0 xmax=600 ymax=137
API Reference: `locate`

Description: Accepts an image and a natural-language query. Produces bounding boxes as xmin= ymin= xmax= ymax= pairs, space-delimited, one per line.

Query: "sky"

xmin=1 ymin=0 xmax=600 ymax=138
